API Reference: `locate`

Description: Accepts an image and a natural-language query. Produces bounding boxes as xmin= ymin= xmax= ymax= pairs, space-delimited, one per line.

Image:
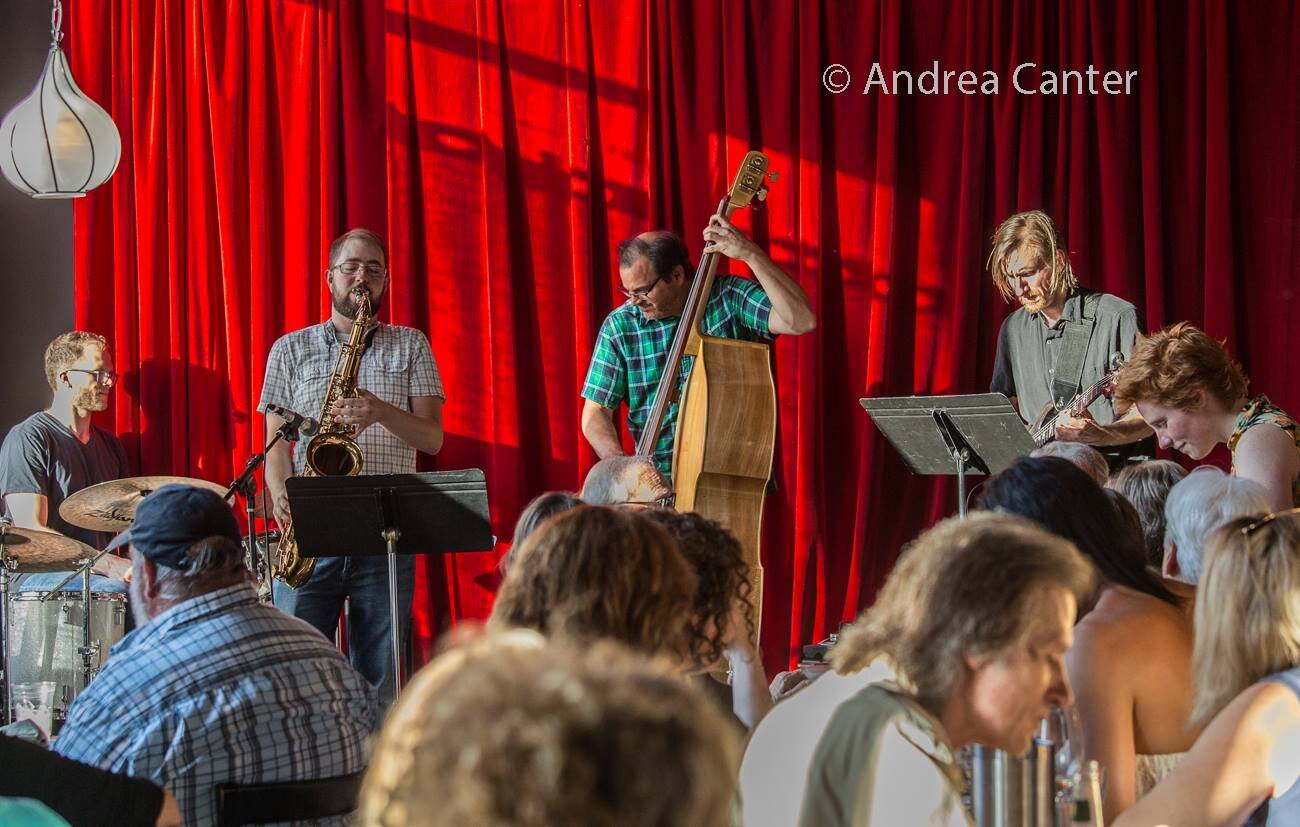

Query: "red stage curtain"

xmin=68 ymin=1 xmax=1300 ymax=672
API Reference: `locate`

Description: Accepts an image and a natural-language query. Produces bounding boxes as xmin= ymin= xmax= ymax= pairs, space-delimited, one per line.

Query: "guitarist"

xmin=987 ymin=210 xmax=1153 ymax=468
xmin=580 ymin=221 xmax=815 ymax=496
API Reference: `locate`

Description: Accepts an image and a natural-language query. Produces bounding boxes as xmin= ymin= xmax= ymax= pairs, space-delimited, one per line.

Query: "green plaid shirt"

xmin=582 ymin=275 xmax=774 ymax=477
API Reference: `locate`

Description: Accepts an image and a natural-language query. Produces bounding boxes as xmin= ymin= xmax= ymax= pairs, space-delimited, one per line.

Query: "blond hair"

xmin=358 ymin=631 xmax=740 ymax=827
xmin=830 ymin=512 xmax=1094 ymax=713
xmin=1191 ymin=511 xmax=1300 ymax=725
xmin=987 ymin=210 xmax=1078 ymax=303
xmin=44 ymin=331 xmax=108 ymax=391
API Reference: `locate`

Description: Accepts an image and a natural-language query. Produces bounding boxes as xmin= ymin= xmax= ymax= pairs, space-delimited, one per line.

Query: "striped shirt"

xmin=258 ymin=322 xmax=444 ymax=475
xmin=54 ymin=584 xmax=379 ymax=825
xmin=581 ymin=276 xmax=773 ymax=475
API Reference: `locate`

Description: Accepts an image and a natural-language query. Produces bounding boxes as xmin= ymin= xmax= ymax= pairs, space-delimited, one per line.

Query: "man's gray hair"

xmin=1164 ymin=467 xmax=1271 ymax=584
xmin=1030 ymin=441 xmax=1110 ymax=487
xmin=153 ymin=536 xmax=247 ymax=602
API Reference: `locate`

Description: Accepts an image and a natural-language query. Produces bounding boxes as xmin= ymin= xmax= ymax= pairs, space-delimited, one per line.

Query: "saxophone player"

xmin=258 ymin=228 xmax=445 ymax=699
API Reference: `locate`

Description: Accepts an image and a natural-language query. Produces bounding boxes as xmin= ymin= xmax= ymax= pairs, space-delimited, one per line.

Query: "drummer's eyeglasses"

xmin=1240 ymin=508 xmax=1300 ymax=536
xmin=65 ymin=368 xmax=116 ymax=387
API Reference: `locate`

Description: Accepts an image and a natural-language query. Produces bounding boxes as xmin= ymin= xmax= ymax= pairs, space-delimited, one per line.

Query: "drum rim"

xmin=11 ymin=590 xmax=128 ymax=602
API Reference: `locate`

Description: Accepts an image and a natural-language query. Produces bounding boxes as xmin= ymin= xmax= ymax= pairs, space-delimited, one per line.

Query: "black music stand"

xmin=285 ymin=470 xmax=493 ymax=700
xmin=860 ymin=393 xmax=1036 ymax=517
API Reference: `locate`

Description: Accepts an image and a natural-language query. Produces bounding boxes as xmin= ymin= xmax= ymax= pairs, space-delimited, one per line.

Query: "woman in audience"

xmin=499 ymin=490 xmax=582 ymax=573
xmin=359 ymin=631 xmax=740 ymax=826
xmin=1108 ymin=459 xmax=1189 ymax=569
xmin=643 ymin=509 xmax=772 ymax=729
xmin=489 ymin=505 xmax=696 ymax=655
xmin=1114 ymin=322 xmax=1299 ymax=510
xmin=979 ymin=456 xmax=1197 ymax=820
xmin=1116 ymin=510 xmax=1300 ymax=826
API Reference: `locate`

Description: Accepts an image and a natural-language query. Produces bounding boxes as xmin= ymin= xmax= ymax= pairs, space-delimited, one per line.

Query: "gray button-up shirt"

xmin=991 ymin=290 xmax=1140 ymax=425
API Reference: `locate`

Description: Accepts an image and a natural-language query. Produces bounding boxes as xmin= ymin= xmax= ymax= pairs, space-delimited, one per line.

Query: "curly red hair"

xmin=1113 ymin=322 xmax=1248 ymax=411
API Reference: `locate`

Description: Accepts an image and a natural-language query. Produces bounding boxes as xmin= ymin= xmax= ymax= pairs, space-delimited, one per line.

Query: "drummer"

xmin=0 ymin=332 xmax=131 ymax=592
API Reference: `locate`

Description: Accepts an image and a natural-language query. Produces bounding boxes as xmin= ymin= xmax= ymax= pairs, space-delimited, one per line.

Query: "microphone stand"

xmin=224 ymin=421 xmax=304 ymax=605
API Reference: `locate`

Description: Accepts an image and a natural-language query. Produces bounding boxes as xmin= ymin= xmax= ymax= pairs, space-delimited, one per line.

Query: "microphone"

xmin=265 ymin=404 xmax=320 ymax=438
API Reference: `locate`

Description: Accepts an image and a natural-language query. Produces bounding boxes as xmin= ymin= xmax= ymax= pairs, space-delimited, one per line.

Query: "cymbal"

xmin=0 ymin=526 xmax=96 ymax=573
xmin=59 ymin=476 xmax=229 ymax=532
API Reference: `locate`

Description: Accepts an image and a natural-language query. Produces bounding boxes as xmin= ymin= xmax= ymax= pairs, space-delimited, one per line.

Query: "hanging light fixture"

xmin=0 ymin=0 xmax=121 ymax=199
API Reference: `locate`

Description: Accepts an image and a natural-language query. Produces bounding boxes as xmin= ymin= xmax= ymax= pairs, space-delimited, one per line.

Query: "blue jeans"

xmin=272 ymin=554 xmax=415 ymax=701
xmin=14 ymin=572 xmax=128 ymax=594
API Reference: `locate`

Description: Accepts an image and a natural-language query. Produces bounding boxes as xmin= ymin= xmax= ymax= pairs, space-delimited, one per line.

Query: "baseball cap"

xmin=104 ymin=484 xmax=239 ymax=570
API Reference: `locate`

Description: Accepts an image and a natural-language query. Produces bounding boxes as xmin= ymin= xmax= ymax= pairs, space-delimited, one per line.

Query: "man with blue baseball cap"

xmin=54 ymin=484 xmax=379 ymax=825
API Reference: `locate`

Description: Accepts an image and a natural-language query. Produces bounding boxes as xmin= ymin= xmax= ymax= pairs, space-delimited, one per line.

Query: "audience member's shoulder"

xmin=1076 ymin=588 xmax=1190 ymax=656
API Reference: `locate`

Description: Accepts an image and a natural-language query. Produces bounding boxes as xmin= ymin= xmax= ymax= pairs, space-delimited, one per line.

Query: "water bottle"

xmin=1068 ymin=759 xmax=1105 ymax=826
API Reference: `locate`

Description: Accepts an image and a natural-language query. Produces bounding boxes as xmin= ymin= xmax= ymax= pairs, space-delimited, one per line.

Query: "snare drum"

xmin=8 ymin=591 xmax=127 ymax=724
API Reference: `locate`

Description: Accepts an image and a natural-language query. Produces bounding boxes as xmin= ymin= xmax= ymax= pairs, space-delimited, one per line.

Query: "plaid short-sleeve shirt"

xmin=581 ymin=275 xmax=773 ymax=476
xmin=258 ymin=322 xmax=444 ymax=475
xmin=54 ymin=584 xmax=379 ymax=826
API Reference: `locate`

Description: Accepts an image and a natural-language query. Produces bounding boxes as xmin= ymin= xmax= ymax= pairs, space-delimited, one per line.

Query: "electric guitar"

xmin=1028 ymin=354 xmax=1126 ymax=446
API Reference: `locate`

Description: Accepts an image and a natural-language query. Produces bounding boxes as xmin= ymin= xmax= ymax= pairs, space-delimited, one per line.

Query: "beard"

xmin=332 ymin=287 xmax=382 ymax=320
xmin=73 ymin=384 xmax=108 ymax=413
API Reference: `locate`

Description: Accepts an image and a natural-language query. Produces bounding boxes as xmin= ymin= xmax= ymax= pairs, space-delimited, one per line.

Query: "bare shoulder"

xmin=1237 ymin=420 xmax=1300 ymax=459
xmin=1198 ymin=679 xmax=1300 ymax=773
xmin=1074 ymin=589 xmax=1191 ymax=660
xmin=1232 ymin=679 xmax=1300 ymax=733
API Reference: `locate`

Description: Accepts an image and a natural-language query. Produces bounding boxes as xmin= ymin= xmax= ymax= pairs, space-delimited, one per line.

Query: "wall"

xmin=0 ymin=1 xmax=75 ymax=435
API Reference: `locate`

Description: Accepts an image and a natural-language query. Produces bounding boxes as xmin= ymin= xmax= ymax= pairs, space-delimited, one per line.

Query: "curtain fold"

xmin=68 ymin=0 xmax=1300 ymax=671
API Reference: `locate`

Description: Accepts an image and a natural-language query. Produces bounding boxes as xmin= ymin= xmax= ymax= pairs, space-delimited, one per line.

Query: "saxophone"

xmin=273 ymin=287 xmax=373 ymax=587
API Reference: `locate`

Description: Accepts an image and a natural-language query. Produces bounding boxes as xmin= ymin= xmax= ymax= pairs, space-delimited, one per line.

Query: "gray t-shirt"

xmin=990 ymin=289 xmax=1141 ymax=426
xmin=0 ymin=412 xmax=130 ymax=548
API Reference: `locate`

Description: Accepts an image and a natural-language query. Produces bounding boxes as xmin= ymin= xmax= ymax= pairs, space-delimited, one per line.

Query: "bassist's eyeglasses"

xmin=620 ymin=273 xmax=666 ymax=302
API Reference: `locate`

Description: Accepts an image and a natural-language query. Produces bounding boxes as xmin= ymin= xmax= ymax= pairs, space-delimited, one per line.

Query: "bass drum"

xmin=8 ymin=591 xmax=127 ymax=730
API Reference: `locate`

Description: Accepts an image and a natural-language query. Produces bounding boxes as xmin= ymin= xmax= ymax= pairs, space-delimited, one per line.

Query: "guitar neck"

xmin=634 ymin=197 xmax=733 ymax=457
xmin=1031 ymin=371 xmax=1115 ymax=445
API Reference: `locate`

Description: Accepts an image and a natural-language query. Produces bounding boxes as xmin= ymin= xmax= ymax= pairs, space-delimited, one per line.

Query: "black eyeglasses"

xmin=333 ymin=260 xmax=387 ymax=277
xmin=619 ymin=272 xmax=667 ymax=302
xmin=1240 ymin=508 xmax=1300 ymax=536
xmin=65 ymin=368 xmax=116 ymax=387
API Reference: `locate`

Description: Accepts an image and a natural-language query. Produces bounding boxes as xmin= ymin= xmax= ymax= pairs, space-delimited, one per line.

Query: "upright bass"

xmin=588 ymin=151 xmax=778 ymax=641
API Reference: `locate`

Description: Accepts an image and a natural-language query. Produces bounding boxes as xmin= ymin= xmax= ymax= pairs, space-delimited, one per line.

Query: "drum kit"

xmin=0 ymin=475 xmax=225 ymax=732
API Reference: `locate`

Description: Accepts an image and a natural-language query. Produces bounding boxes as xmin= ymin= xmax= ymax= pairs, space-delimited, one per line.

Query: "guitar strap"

xmin=1050 ymin=290 xmax=1101 ymax=410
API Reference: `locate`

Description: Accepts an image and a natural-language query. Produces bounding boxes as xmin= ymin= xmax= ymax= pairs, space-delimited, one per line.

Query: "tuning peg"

xmin=767 ymin=171 xmax=779 ymax=183
xmin=756 ymin=187 xmax=768 ymax=202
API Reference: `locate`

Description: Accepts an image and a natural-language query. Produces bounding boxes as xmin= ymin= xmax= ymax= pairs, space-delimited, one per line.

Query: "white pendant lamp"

xmin=0 ymin=0 xmax=121 ymax=199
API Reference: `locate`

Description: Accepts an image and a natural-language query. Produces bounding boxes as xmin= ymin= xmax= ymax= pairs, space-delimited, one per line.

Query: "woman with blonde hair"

xmin=1114 ymin=322 xmax=1299 ymax=510
xmin=1116 ymin=509 xmax=1300 ymax=826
